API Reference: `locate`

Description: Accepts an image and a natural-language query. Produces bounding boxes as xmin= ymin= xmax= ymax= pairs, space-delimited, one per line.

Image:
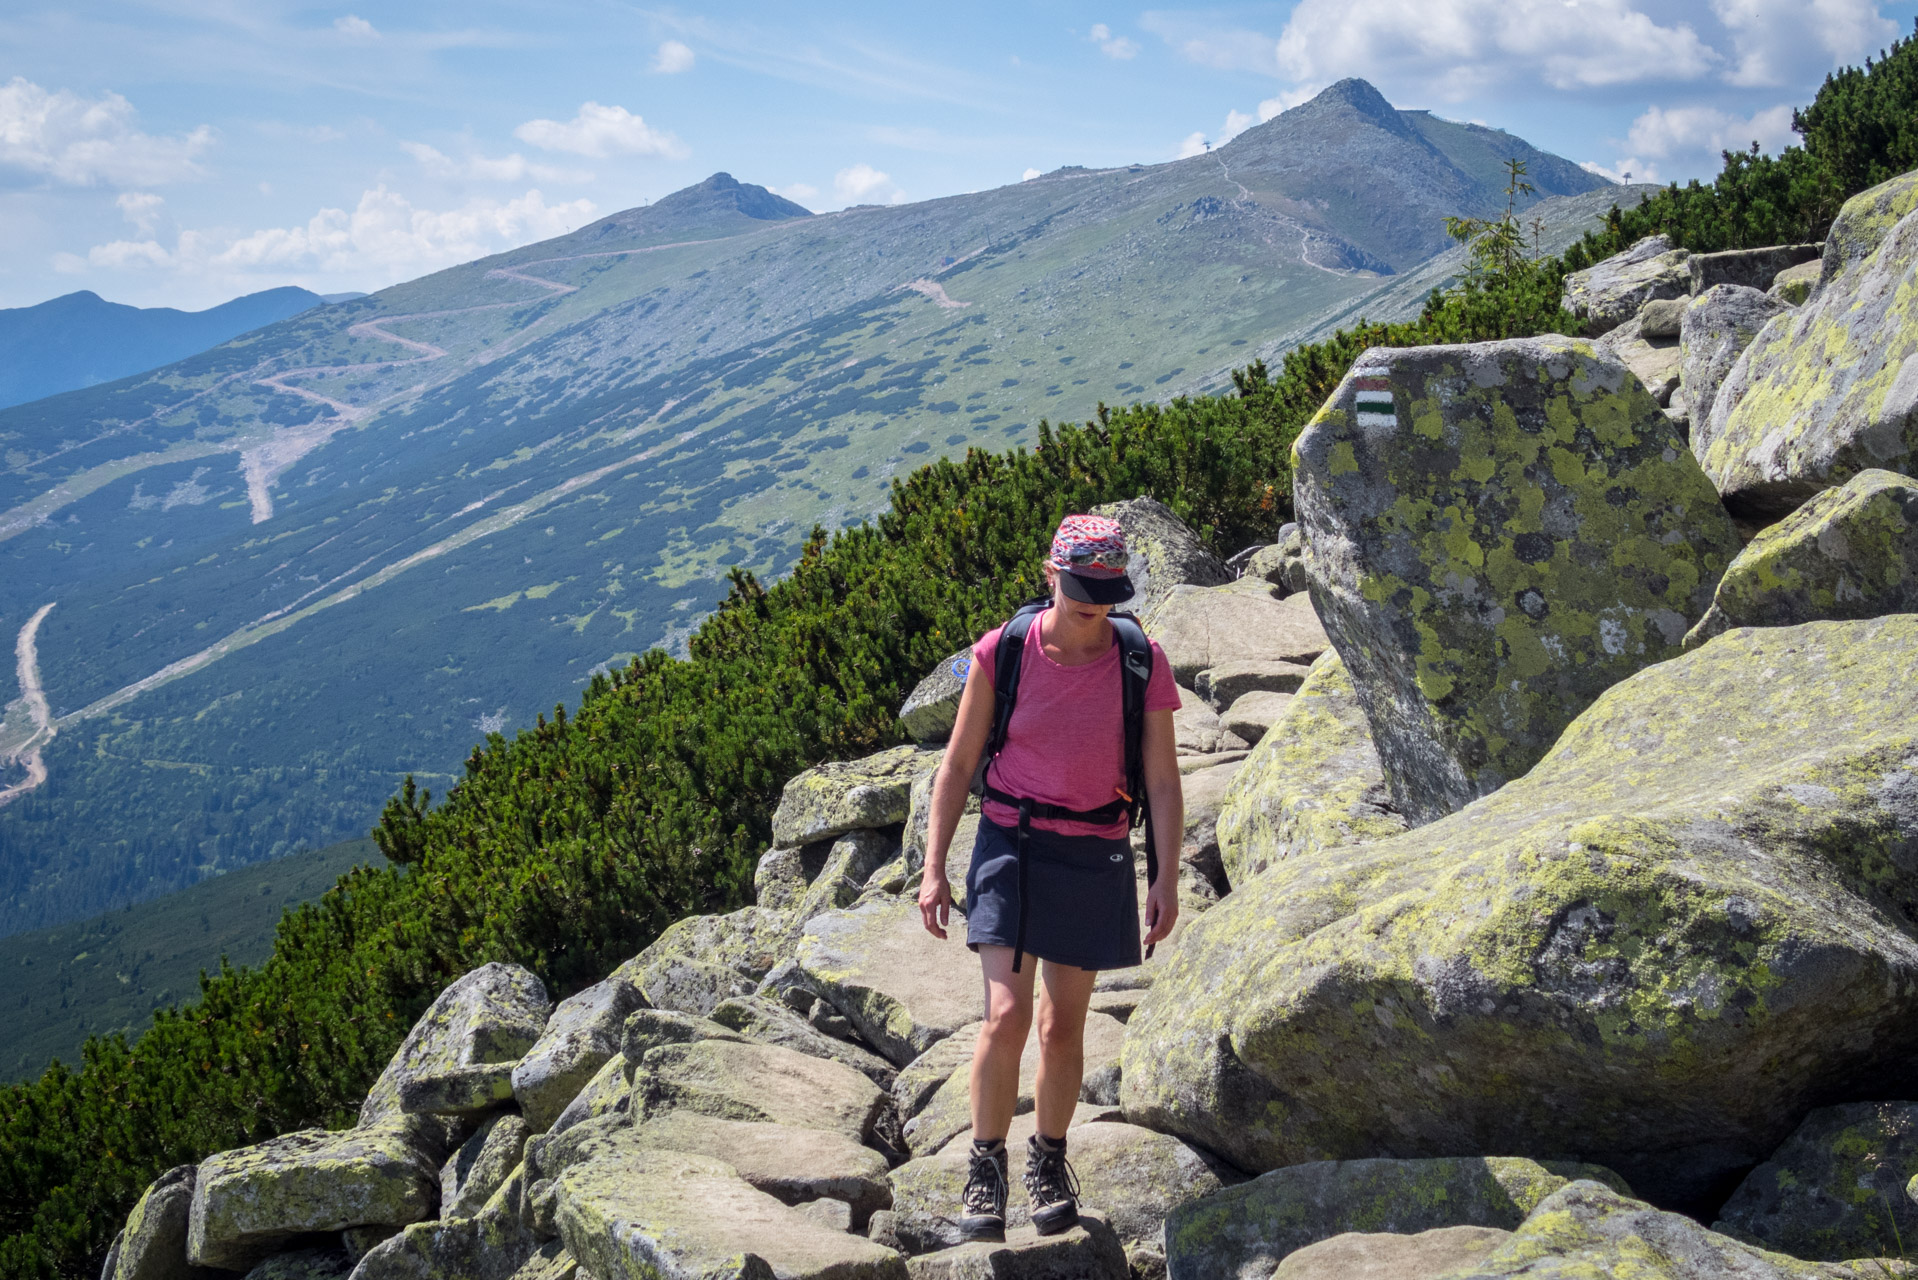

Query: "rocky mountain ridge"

xmin=92 ymin=165 xmax=1918 ymax=1280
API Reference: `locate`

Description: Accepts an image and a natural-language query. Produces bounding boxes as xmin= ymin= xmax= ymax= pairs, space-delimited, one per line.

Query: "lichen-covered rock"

xmin=1144 ymin=581 xmax=1328 ymax=686
xmin=543 ymin=1052 xmax=630 ymax=1140
xmin=113 ymin=1165 xmax=215 ymax=1280
xmin=1219 ymin=691 xmax=1291 ymax=746
xmin=1701 ymin=184 xmax=1918 ymax=517
xmin=1773 ymin=259 xmax=1822 ymax=305
xmin=360 ymin=964 xmax=550 ymax=1133
xmin=551 ymin=1129 xmax=906 ymax=1280
xmin=627 ymin=1112 xmax=892 ymax=1227
xmin=618 ymin=906 xmax=788 ymax=1016
xmin=1247 ymin=524 xmax=1311 ymax=595
xmin=442 ymin=1114 xmax=530 ymax=1221
xmin=619 ymin=1008 xmax=742 ymax=1068
xmin=1140 ymin=755 xmax=1241 ymax=894
xmin=1294 ymin=336 xmax=1739 ymax=823
xmin=1560 ymin=235 xmax=1691 ymax=335
xmin=345 ymin=1205 xmax=558 ymax=1280
xmin=1171 ymin=684 xmax=1244 ymax=756
xmin=1714 ymin=1102 xmax=1918 ymax=1261
xmin=1194 ymin=659 xmax=1311 ymax=711
xmin=397 ymin=1063 xmax=516 ymax=1117
xmin=187 ymin=1125 xmax=441 ymax=1270
xmin=241 ymin=1247 xmax=352 ymax=1280
xmin=902 ymin=1011 xmax=1127 ymax=1156
xmin=1690 ymin=243 xmax=1823 ymax=295
xmin=1596 ymin=313 xmax=1682 ymax=406
xmin=793 ymin=829 xmax=900 ymax=927
xmin=511 ymin=975 xmax=647 ymax=1134
xmin=772 ymin=744 xmax=942 ymax=847
xmin=1163 ymin=1157 xmax=1627 ymax=1280
xmin=1272 ymin=1226 xmax=1511 ymax=1280
xmin=633 ymin=1037 xmax=889 ymax=1144
xmin=1817 ymin=170 xmax=1918 ymax=300
xmin=892 ymin=1114 xmax=1237 ymax=1248
xmin=1123 ymin=615 xmax=1918 ymax=1208
xmin=893 ymin=1023 xmax=983 ymax=1124
xmin=1089 ymin=495 xmax=1232 ymax=618
xmin=1638 ymin=297 xmax=1687 ymax=339
xmin=904 ymin=1211 xmax=1126 ymax=1279
xmin=1687 ymin=468 xmax=1918 ymax=647
xmin=753 ymin=843 xmax=820 ymax=911
xmin=900 ymin=649 xmax=972 ymax=744
xmin=1680 ymin=283 xmax=1792 ymax=441
xmin=795 ymin=898 xmax=984 ymax=1066
xmin=1214 ymin=653 xmax=1406 ymax=886
xmin=709 ymin=995 xmax=897 ymax=1088
xmin=1457 ymin=1180 xmax=1883 ymax=1279
xmin=902 ymin=755 xmax=981 ymax=881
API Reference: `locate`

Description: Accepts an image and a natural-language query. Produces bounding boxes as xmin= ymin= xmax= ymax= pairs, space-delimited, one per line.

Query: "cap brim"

xmin=1058 ymin=569 xmax=1135 ymax=605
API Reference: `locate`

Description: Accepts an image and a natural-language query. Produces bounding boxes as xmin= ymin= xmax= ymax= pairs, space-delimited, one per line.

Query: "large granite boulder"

xmin=1714 ymin=1102 xmax=1918 ymax=1262
xmin=187 ymin=1126 xmax=441 ymax=1270
xmin=1162 ymin=1156 xmax=1625 ymax=1280
xmin=112 ymin=1165 xmax=215 ymax=1280
xmin=1246 ymin=524 xmax=1311 ymax=595
xmin=1456 ymin=1180 xmax=1885 ymax=1279
xmin=1679 ymin=283 xmax=1792 ymax=430
xmin=891 ymin=1113 xmax=1238 ymax=1249
xmin=1151 ymin=755 xmax=1244 ymax=893
xmin=1219 ymin=691 xmax=1291 ymax=746
xmin=1560 ymin=235 xmax=1691 ymax=335
xmin=1816 ymin=169 xmax=1918 ymax=300
xmin=1214 ymin=652 xmax=1406 ymax=885
xmin=626 ymin=1112 xmax=892 ymax=1228
xmin=793 ymin=898 xmax=984 ymax=1066
xmin=1772 ymin=259 xmax=1822 ymax=305
xmin=1193 ymin=658 xmax=1312 ymax=711
xmin=1144 ymin=581 xmax=1327 ymax=687
xmin=631 ymin=1037 xmax=890 ymax=1145
xmin=1690 ymin=243 xmax=1822 ymax=294
xmin=903 ymin=1213 xmax=1127 ymax=1279
xmin=1089 ymin=495 xmax=1231 ymax=617
xmin=1171 ymin=684 xmax=1246 ymax=757
xmin=899 ymin=649 xmax=972 ymax=744
xmin=709 ymin=994 xmax=897 ymax=1088
xmin=551 ymin=1130 xmax=906 ymax=1280
xmin=1687 ymin=469 xmax=1918 ymax=647
xmin=242 ymin=1246 xmax=355 ymax=1280
xmin=360 ymin=963 xmax=550 ymax=1130
xmin=1699 ymin=178 xmax=1918 ymax=518
xmin=893 ymin=1023 xmax=983 ymax=1125
xmin=1271 ymin=1226 xmax=1510 ymax=1280
xmin=543 ymin=1052 xmax=632 ymax=1139
xmin=1294 ymin=336 xmax=1740 ymax=824
xmin=1594 ymin=313 xmax=1681 ymax=407
xmin=1122 ymin=615 xmax=1918 ymax=1208
xmin=791 ymin=829 xmax=900 ymax=927
xmin=441 ymin=1114 xmax=529 ymax=1221
xmin=511 ymin=973 xmax=647 ymax=1133
xmin=902 ymin=1010 xmax=1128 ymax=1156
xmin=616 ymin=906 xmax=788 ymax=1016
xmin=771 ymin=744 xmax=940 ymax=847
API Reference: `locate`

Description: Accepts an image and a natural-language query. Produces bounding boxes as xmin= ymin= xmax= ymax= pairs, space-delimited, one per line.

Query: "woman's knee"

xmin=1036 ymin=1005 xmax=1086 ymax=1058
xmin=981 ymin=993 xmax=1032 ymax=1046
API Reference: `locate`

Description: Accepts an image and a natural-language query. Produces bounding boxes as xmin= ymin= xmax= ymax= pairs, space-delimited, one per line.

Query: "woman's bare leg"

xmin=1033 ymin=960 xmax=1098 ymax=1138
xmin=970 ymin=944 xmax=1036 ymax=1140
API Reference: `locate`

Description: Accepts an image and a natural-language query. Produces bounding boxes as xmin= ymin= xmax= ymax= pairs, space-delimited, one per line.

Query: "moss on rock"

xmin=795 ymin=898 xmax=984 ymax=1067
xmin=1714 ymin=1102 xmax=1918 ymax=1261
xmin=771 ymin=744 xmax=941 ymax=848
xmin=1121 ymin=615 xmax=1918 ymax=1208
xmin=633 ymin=1037 xmax=888 ymax=1144
xmin=1687 ymin=468 xmax=1918 ymax=647
xmin=1560 ymin=236 xmax=1692 ymax=335
xmin=1293 ymin=335 xmax=1740 ymax=823
xmin=1215 ymin=653 xmax=1407 ymax=885
xmin=511 ymin=974 xmax=647 ymax=1134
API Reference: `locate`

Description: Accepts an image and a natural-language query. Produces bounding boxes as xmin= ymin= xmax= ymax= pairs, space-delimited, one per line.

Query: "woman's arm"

xmin=918 ymin=659 xmax=996 ymax=939
xmin=1140 ymin=706 xmax=1182 ymax=947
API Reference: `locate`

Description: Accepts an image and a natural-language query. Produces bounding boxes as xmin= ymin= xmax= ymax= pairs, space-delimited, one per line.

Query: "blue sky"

xmin=3 ymin=0 xmax=1914 ymax=310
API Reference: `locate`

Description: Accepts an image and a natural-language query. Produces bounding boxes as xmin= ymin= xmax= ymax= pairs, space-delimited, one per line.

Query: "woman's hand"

xmin=918 ymin=869 xmax=953 ymax=939
xmin=1142 ymin=871 xmax=1179 ymax=948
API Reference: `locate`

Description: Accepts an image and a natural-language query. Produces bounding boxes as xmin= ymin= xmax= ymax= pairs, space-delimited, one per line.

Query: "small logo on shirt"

xmin=1109 ymin=852 xmax=1124 ymax=862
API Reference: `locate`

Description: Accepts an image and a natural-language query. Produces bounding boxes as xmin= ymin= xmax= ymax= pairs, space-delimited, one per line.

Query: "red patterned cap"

xmin=1049 ymin=514 xmax=1135 ymax=604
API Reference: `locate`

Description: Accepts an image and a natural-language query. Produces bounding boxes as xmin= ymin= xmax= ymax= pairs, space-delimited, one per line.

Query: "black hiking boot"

xmin=956 ymin=1138 xmax=1009 ymax=1242
xmin=1025 ymin=1132 xmax=1081 ymax=1236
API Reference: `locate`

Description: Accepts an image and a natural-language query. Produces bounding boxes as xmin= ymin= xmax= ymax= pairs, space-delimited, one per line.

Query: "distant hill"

xmin=0 ymin=837 xmax=384 ymax=1080
xmin=0 ymin=80 xmax=1619 ymax=937
xmin=0 ymin=286 xmax=327 ymax=410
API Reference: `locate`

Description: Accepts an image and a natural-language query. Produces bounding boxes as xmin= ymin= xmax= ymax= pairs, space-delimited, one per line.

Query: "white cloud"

xmin=653 ymin=40 xmax=696 ymax=73
xmin=401 ymin=141 xmax=592 ymax=184
xmin=1088 ymin=23 xmax=1141 ymax=59
xmin=1711 ymin=0 xmax=1897 ymax=86
xmin=333 ymin=14 xmax=378 ymax=38
xmin=1177 ymin=131 xmax=1210 ymax=159
xmin=772 ymin=181 xmax=819 ymax=204
xmin=116 ymin=191 xmax=165 ymax=234
xmin=1626 ymin=102 xmax=1796 ymax=158
xmin=834 ymin=163 xmax=899 ymax=205
xmin=514 ymin=102 xmax=687 ymax=159
xmin=1580 ymin=160 xmax=1632 ymax=184
xmin=0 ymin=77 xmax=212 ymax=186
xmin=1272 ymin=0 xmax=1717 ymax=98
xmin=70 ymin=187 xmax=595 ymax=286
xmin=1022 ymin=167 xmax=1042 ymax=181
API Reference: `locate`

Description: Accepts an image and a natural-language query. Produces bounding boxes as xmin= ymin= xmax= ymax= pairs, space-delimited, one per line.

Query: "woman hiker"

xmin=917 ymin=513 xmax=1184 ymax=1241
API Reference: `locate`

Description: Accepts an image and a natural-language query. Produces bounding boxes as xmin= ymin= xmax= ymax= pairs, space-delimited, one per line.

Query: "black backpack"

xmin=968 ymin=598 xmax=1160 ymax=971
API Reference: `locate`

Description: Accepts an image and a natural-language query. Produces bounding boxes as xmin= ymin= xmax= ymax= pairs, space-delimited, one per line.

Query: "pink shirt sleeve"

xmin=971 ymin=625 xmax=1004 ymax=689
xmin=1144 ymin=639 xmax=1180 ymax=711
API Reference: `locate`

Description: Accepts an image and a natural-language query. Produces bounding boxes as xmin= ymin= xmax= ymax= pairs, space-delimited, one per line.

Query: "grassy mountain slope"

xmin=0 ymin=839 xmax=383 ymax=1081
xmin=0 ymin=288 xmax=328 ymax=411
xmin=0 ymin=81 xmax=1607 ymax=937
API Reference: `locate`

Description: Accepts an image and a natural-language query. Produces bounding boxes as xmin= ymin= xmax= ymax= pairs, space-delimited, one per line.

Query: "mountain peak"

xmin=654 ymin=172 xmax=812 ymax=223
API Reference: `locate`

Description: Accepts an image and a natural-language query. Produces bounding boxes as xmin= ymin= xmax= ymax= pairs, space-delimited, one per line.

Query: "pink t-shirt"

xmin=971 ymin=611 xmax=1180 ymax=838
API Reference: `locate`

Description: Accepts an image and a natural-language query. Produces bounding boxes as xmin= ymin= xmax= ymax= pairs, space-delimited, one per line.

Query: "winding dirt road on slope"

xmin=0 ymin=603 xmax=56 ymax=806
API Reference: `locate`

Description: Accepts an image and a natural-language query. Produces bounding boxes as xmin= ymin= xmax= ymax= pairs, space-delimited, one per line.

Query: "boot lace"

xmin=1024 ymin=1141 xmax=1081 ymax=1210
xmin=963 ymin=1146 xmax=1009 ymax=1217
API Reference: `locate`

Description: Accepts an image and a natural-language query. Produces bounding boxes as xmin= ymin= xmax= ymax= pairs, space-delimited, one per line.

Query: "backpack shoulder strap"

xmin=1107 ymin=612 xmax=1153 ymax=806
xmin=972 ymin=599 xmax=1049 ymax=797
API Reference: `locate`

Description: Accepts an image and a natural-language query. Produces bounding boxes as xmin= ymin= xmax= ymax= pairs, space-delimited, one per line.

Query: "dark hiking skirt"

xmin=964 ymin=816 xmax=1142 ymax=972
